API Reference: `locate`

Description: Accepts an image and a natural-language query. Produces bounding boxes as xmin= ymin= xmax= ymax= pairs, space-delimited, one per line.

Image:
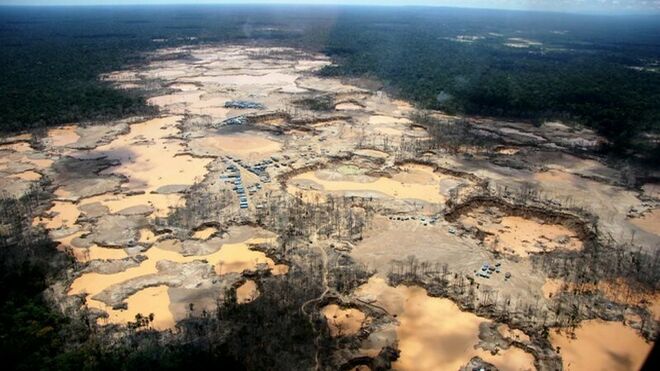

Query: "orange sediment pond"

xmin=213 ymin=237 xmax=281 ymax=275
xmin=68 ymin=233 xmax=283 ymax=329
xmin=47 ymin=228 xmax=130 ymax=263
xmin=96 ymin=285 xmax=175 ymax=331
xmin=550 ymin=319 xmax=653 ymax=371
xmin=33 ymin=200 xmax=81 ymax=229
xmin=355 ymin=278 xmax=536 ymax=371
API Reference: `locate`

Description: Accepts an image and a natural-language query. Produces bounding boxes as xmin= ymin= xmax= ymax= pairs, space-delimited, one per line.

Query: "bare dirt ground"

xmin=2 ymin=44 xmax=658 ymax=370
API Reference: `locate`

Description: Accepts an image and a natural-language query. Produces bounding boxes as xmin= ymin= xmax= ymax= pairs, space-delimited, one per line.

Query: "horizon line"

xmin=1 ymin=2 xmax=660 ymax=17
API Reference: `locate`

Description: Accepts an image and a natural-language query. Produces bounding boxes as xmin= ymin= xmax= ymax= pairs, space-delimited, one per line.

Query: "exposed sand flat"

xmin=289 ymin=169 xmax=445 ymax=203
xmin=168 ymin=82 xmax=200 ymax=91
xmin=141 ymin=67 xmax=190 ymax=80
xmin=356 ymin=278 xmax=536 ymax=371
xmin=335 ymin=103 xmax=363 ymax=111
xmin=366 ymin=114 xmax=418 ymax=137
xmin=48 ymin=125 xmax=80 ymax=147
xmin=271 ymin=264 xmax=289 ymax=275
xmin=294 ymin=59 xmax=331 ymax=71
xmin=2 ymin=133 xmax=32 ymax=142
xmin=368 ymin=115 xmax=411 ymax=126
xmin=489 ymin=216 xmax=582 ymax=256
xmin=2 ymin=141 xmax=32 ymax=153
xmin=321 ymin=304 xmax=367 ymax=337
xmin=9 ymin=170 xmax=42 ymax=181
xmin=550 ymin=320 xmax=652 ymax=371
xmin=351 ymin=217 xmax=508 ymax=282
xmin=95 ymin=116 xmax=211 ymax=192
xmin=193 ymin=227 xmax=218 ymax=240
xmin=460 ymin=209 xmax=582 ymax=258
xmin=504 ymin=38 xmax=542 ymax=49
xmin=531 ymin=169 xmax=656 ymax=249
xmin=82 ymin=193 xmax=184 ymax=218
xmin=354 ymin=148 xmax=389 ymax=158
xmin=373 ymin=127 xmax=405 ymax=136
xmin=391 ymin=164 xmax=442 ymax=185
xmin=184 ymin=72 xmax=298 ymax=87
xmin=39 ymin=117 xmax=203 ymax=229
xmin=186 ymin=95 xmax=232 ymax=117
xmin=0 ymin=140 xmax=53 ymax=174
xmin=496 ymin=147 xmax=520 ymax=155
xmin=189 ymin=131 xmax=282 ymax=160
xmin=236 ymin=280 xmax=259 ymax=304
xmin=147 ymin=91 xmax=203 ymax=107
xmin=27 ymin=157 xmax=54 ymax=169
xmin=294 ymin=76 xmax=367 ymax=93
xmin=630 ymin=208 xmax=660 ymax=236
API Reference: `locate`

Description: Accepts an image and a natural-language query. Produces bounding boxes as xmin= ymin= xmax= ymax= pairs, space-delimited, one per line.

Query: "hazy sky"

xmin=1 ymin=0 xmax=659 ymax=15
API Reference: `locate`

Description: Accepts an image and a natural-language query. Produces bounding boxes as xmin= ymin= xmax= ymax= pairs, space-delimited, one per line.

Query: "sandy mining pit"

xmin=68 ymin=226 xmax=284 ymax=328
xmin=321 ymin=304 xmax=368 ymax=337
xmin=287 ymin=163 xmax=464 ymax=206
xmin=458 ymin=206 xmax=583 ymax=258
xmin=3 ymin=44 xmax=657 ymax=368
